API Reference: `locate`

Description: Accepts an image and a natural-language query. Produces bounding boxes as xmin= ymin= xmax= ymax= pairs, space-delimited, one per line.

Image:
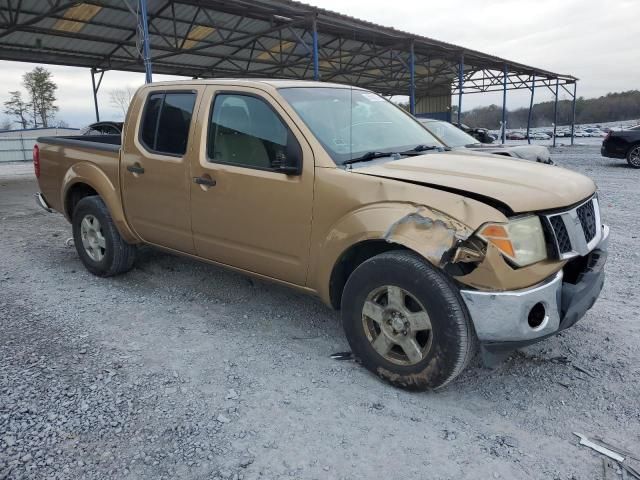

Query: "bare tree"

xmin=3 ymin=91 xmax=30 ymax=129
xmin=23 ymin=67 xmax=58 ymax=128
xmin=109 ymin=87 xmax=137 ymax=119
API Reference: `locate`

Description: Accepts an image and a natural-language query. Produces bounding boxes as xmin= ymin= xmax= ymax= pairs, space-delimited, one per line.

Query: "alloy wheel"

xmin=361 ymin=285 xmax=433 ymax=366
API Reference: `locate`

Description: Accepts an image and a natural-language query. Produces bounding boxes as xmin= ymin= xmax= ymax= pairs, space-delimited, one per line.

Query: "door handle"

xmin=127 ymin=164 xmax=145 ymax=175
xmin=193 ymin=176 xmax=216 ymax=187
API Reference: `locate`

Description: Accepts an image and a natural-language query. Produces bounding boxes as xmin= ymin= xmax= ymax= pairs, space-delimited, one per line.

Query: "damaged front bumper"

xmin=460 ymin=225 xmax=609 ymax=352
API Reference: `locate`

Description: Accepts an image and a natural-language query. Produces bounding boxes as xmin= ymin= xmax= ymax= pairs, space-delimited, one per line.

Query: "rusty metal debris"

xmin=574 ymin=433 xmax=640 ymax=480
xmin=574 ymin=432 xmax=624 ymax=462
xmin=572 ymin=364 xmax=597 ymax=378
xmin=330 ymin=351 xmax=354 ymax=361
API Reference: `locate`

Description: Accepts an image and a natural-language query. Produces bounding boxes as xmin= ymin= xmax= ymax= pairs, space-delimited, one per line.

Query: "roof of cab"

xmin=143 ymin=78 xmax=363 ymax=90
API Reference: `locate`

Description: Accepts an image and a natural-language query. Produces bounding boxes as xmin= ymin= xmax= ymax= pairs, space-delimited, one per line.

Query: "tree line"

xmin=2 ymin=67 xmax=59 ymax=129
xmin=461 ymin=90 xmax=640 ymax=129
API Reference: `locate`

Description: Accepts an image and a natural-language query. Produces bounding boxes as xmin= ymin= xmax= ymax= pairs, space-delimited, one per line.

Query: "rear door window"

xmin=139 ymin=91 xmax=196 ymax=156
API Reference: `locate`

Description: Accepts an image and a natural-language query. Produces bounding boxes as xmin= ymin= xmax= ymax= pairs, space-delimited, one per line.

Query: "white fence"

xmin=0 ymin=136 xmax=37 ymax=162
xmin=0 ymin=129 xmax=80 ymax=163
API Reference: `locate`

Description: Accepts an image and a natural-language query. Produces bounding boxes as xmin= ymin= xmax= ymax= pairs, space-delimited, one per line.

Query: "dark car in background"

xmin=453 ymin=122 xmax=495 ymax=144
xmin=80 ymin=121 xmax=124 ymax=136
xmin=601 ymin=125 xmax=640 ymax=168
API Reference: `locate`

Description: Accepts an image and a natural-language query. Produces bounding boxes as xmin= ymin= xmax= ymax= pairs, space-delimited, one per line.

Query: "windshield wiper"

xmin=343 ymin=151 xmax=398 ymax=166
xmin=343 ymin=145 xmax=444 ymax=167
xmin=400 ymin=144 xmax=443 ymax=155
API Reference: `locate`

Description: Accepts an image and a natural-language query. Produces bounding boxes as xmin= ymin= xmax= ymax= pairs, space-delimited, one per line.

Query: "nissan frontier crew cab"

xmin=34 ymin=80 xmax=609 ymax=390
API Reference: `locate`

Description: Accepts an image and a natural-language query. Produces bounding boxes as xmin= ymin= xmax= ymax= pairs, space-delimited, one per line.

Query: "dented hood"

xmin=351 ymin=151 xmax=596 ymax=213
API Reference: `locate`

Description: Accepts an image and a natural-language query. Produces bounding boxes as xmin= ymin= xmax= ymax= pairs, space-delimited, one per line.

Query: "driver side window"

xmin=207 ymin=93 xmax=295 ymax=171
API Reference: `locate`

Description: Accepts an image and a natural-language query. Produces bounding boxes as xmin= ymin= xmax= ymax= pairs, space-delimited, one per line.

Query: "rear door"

xmin=121 ymin=86 xmax=202 ymax=254
xmin=189 ymin=86 xmax=314 ymax=285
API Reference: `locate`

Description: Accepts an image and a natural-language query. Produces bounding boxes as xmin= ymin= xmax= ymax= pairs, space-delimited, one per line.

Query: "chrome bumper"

xmin=461 ymin=225 xmax=609 ymax=346
xmin=35 ymin=192 xmax=54 ymax=213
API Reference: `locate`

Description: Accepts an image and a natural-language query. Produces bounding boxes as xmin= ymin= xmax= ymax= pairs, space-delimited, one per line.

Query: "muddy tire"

xmin=72 ymin=196 xmax=136 ymax=277
xmin=341 ymin=250 xmax=477 ymax=391
xmin=627 ymin=144 xmax=640 ymax=169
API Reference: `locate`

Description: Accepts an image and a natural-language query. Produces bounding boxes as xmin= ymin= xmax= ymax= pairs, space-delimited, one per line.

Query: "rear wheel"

xmin=341 ymin=251 xmax=477 ymax=390
xmin=627 ymin=144 xmax=640 ymax=168
xmin=72 ymin=196 xmax=136 ymax=277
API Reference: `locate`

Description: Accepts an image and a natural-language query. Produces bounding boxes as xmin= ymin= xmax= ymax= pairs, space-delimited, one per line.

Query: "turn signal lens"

xmin=478 ymin=225 xmax=516 ymax=257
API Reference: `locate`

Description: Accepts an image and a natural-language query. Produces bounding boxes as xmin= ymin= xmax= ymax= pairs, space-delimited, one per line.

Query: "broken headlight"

xmin=477 ymin=215 xmax=547 ymax=267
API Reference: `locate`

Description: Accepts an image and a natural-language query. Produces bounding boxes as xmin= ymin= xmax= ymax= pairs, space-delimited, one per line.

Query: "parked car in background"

xmin=419 ymin=119 xmax=553 ymax=164
xmin=34 ymin=79 xmax=608 ymax=390
xmin=601 ymin=125 xmax=640 ymax=168
xmin=80 ymin=121 xmax=123 ymax=136
xmin=453 ymin=122 xmax=495 ymax=144
xmin=506 ymin=131 xmax=526 ymax=140
xmin=529 ymin=132 xmax=551 ymax=140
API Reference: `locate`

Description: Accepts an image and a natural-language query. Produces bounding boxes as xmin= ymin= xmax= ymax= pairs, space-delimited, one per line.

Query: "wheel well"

xmin=329 ymin=240 xmax=407 ymax=310
xmin=65 ymin=183 xmax=98 ymax=218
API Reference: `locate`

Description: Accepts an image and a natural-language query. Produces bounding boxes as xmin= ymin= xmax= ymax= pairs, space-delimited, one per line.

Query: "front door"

xmin=121 ymin=87 xmax=201 ymax=254
xmin=189 ymin=86 xmax=314 ymax=286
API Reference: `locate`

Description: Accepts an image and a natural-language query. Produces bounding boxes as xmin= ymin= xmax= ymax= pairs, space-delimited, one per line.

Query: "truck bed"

xmin=38 ymin=134 xmax=122 ymax=151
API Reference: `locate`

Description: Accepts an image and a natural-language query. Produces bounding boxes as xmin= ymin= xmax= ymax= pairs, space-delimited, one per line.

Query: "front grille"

xmin=549 ymin=216 xmax=572 ymax=254
xmin=543 ymin=197 xmax=601 ymax=259
xmin=577 ymin=200 xmax=597 ymax=242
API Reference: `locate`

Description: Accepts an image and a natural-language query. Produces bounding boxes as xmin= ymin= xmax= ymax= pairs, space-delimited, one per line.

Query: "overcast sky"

xmin=1 ymin=0 xmax=638 ymax=128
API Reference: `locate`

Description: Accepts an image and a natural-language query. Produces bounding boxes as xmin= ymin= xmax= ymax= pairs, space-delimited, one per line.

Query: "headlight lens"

xmin=477 ymin=215 xmax=547 ymax=267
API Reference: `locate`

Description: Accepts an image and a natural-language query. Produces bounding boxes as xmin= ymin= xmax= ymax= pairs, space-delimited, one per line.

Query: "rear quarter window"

xmin=139 ymin=91 xmax=196 ymax=156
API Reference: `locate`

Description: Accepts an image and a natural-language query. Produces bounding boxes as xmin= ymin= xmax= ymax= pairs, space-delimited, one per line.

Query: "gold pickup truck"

xmin=35 ymin=79 xmax=609 ymax=390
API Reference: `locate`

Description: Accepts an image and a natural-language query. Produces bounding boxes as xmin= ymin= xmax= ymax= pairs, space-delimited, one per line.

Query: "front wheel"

xmin=341 ymin=251 xmax=477 ymax=391
xmin=627 ymin=144 xmax=640 ymax=168
xmin=72 ymin=196 xmax=136 ymax=277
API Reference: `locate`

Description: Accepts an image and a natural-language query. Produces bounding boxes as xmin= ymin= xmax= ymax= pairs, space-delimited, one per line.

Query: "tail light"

xmin=604 ymin=131 xmax=612 ymax=141
xmin=33 ymin=144 xmax=40 ymax=178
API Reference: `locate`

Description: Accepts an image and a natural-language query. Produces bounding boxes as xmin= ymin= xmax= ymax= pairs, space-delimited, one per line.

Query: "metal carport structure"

xmin=0 ymin=0 xmax=579 ymax=144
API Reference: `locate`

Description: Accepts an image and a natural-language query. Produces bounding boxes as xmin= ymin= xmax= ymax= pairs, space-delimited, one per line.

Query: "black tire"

xmin=626 ymin=144 xmax=640 ymax=168
xmin=72 ymin=196 xmax=136 ymax=277
xmin=341 ymin=250 xmax=477 ymax=391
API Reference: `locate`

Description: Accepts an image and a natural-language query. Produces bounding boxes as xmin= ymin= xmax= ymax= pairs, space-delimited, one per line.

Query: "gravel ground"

xmin=1 ymin=144 xmax=639 ymax=480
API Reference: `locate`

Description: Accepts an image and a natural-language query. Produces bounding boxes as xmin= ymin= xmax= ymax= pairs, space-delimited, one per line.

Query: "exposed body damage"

xmin=34 ymin=78 xmax=609 ymax=389
xmin=455 ymin=242 xmax=564 ymax=291
xmin=383 ymin=207 xmax=470 ymax=265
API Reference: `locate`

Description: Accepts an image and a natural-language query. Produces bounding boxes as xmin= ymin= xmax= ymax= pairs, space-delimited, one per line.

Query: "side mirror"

xmin=275 ymin=134 xmax=303 ymax=175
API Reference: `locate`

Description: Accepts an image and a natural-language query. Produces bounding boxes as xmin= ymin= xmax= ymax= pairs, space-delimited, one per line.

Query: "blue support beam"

xmin=409 ymin=41 xmax=416 ymax=115
xmin=552 ymin=78 xmax=559 ymax=147
xmin=570 ymin=82 xmax=577 ymax=146
xmin=139 ymin=0 xmax=153 ymax=83
xmin=311 ymin=17 xmax=319 ymax=81
xmin=457 ymin=53 xmax=464 ymax=124
xmin=501 ymin=64 xmax=508 ymax=144
xmin=527 ymin=76 xmax=535 ymax=144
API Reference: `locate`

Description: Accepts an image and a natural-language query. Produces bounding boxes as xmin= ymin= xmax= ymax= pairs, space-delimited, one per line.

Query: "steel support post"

xmin=311 ymin=17 xmax=319 ymax=81
xmin=90 ymin=68 xmax=104 ymax=122
xmin=501 ymin=64 xmax=508 ymax=144
xmin=571 ymin=82 xmax=577 ymax=146
xmin=552 ymin=78 xmax=559 ymax=147
xmin=457 ymin=54 xmax=464 ymax=124
xmin=139 ymin=0 xmax=153 ymax=83
xmin=527 ymin=76 xmax=535 ymax=144
xmin=409 ymin=41 xmax=416 ymax=115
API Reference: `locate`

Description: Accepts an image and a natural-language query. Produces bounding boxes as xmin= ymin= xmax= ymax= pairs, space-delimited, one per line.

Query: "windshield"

xmin=278 ymin=87 xmax=442 ymax=165
xmin=420 ymin=120 xmax=480 ymax=148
